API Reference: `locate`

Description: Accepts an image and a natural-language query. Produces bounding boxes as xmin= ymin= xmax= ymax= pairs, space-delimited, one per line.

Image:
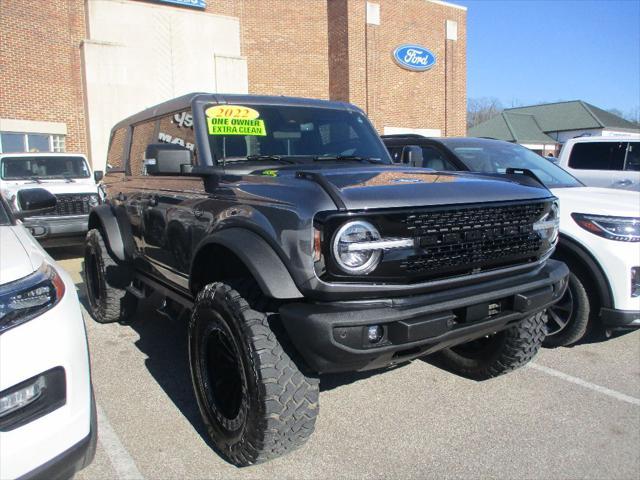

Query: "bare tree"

xmin=467 ymin=97 xmax=503 ymax=129
xmin=607 ymin=107 xmax=640 ymax=127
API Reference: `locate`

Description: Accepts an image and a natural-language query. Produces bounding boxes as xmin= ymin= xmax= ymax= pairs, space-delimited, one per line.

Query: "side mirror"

xmin=401 ymin=145 xmax=424 ymax=167
xmin=144 ymin=144 xmax=193 ymax=176
xmin=16 ymin=188 xmax=57 ymax=218
xmin=94 ymin=170 xmax=104 ymax=182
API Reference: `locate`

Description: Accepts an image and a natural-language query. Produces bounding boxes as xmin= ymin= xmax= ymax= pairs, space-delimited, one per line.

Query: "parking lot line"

xmin=96 ymin=404 xmax=145 ymax=480
xmin=529 ymin=362 xmax=640 ymax=406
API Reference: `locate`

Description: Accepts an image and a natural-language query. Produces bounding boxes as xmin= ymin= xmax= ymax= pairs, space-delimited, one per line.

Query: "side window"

xmin=625 ymin=142 xmax=640 ymax=172
xmin=128 ymin=120 xmax=157 ymax=176
xmin=421 ymin=146 xmax=457 ymax=171
xmin=106 ymin=127 xmax=127 ymax=171
xmin=157 ymin=110 xmax=197 ymax=161
xmin=568 ymin=142 xmax=626 ymax=171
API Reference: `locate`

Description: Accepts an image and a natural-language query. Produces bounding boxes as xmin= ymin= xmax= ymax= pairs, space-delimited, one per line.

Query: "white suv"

xmin=0 ymin=153 xmax=103 ymax=247
xmin=557 ymin=136 xmax=640 ymax=191
xmin=0 ymin=190 xmax=95 ymax=479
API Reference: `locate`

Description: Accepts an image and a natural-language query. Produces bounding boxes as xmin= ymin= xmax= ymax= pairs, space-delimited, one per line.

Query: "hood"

xmin=0 ymin=226 xmax=42 ymax=285
xmin=551 ymin=186 xmax=640 ymax=217
xmin=1 ymin=179 xmax=98 ymax=200
xmin=267 ymin=166 xmax=553 ymax=210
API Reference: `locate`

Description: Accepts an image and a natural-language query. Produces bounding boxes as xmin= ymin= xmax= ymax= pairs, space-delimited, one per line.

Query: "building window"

xmin=0 ymin=133 xmax=25 ymax=153
xmin=52 ymin=135 xmax=66 ymax=153
xmin=27 ymin=134 xmax=50 ymax=152
xmin=0 ymin=132 xmax=66 ymax=153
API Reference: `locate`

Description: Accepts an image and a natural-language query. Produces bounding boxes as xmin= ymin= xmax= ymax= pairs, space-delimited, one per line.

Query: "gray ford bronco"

xmin=84 ymin=93 xmax=569 ymax=466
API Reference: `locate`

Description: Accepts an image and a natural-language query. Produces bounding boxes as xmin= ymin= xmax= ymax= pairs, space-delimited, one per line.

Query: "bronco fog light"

xmin=632 ymin=267 xmax=640 ymax=298
xmin=367 ymin=325 xmax=384 ymax=343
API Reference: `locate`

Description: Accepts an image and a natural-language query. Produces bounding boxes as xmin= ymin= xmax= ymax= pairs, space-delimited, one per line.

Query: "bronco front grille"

xmin=40 ymin=194 xmax=95 ymax=216
xmin=399 ymin=202 xmax=546 ymax=276
xmin=318 ymin=200 xmax=552 ymax=284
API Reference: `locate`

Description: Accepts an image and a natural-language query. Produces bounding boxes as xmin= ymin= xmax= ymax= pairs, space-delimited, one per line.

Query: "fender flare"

xmin=191 ymin=228 xmax=303 ymax=299
xmin=88 ymin=205 xmax=132 ymax=262
xmin=556 ymin=234 xmax=613 ymax=309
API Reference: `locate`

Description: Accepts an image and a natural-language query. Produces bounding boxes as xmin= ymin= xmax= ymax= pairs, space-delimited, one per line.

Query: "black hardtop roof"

xmin=112 ymin=92 xmax=361 ymax=130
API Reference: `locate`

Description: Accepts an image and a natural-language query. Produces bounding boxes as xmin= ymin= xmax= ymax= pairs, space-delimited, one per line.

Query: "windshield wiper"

xmin=63 ymin=174 xmax=76 ymax=183
xmin=313 ymin=155 xmax=384 ymax=164
xmin=29 ymin=176 xmax=42 ymax=184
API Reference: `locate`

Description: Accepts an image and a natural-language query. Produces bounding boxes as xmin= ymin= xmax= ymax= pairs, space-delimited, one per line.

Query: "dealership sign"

xmin=150 ymin=0 xmax=207 ymax=9
xmin=393 ymin=44 xmax=436 ymax=71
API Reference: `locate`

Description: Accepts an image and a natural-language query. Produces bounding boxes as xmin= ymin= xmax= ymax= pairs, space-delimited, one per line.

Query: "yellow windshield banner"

xmin=207 ymin=117 xmax=266 ymax=136
xmin=206 ymin=105 xmax=260 ymax=120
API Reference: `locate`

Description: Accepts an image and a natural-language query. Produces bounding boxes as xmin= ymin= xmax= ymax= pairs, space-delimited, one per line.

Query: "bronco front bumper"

xmin=280 ymin=259 xmax=569 ymax=373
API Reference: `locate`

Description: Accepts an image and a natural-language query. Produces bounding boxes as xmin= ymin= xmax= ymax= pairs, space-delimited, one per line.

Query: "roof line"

xmin=426 ymin=0 xmax=467 ymax=11
xmin=504 ymin=99 xmax=583 ymax=111
xmin=501 ymin=112 xmax=519 ymax=142
xmin=579 ymin=101 xmax=605 ymax=128
xmin=502 ymin=112 xmax=536 ymax=117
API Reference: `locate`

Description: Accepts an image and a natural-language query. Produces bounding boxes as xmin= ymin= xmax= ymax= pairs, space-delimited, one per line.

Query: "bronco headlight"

xmin=0 ymin=262 xmax=65 ymax=334
xmin=534 ymin=201 xmax=560 ymax=245
xmin=332 ymin=221 xmax=383 ymax=274
xmin=572 ymin=213 xmax=640 ymax=242
xmin=331 ymin=220 xmax=414 ymax=275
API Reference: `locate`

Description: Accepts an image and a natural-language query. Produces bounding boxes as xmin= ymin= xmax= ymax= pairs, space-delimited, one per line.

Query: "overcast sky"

xmin=454 ymin=0 xmax=640 ymax=117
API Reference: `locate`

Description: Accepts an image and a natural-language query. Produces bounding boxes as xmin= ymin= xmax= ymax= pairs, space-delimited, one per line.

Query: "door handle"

xmin=615 ymin=179 xmax=632 ymax=186
xmin=147 ymin=195 xmax=159 ymax=207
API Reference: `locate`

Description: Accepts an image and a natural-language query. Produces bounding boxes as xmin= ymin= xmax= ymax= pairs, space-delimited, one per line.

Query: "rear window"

xmin=0 ymin=156 xmax=90 ymax=180
xmin=568 ymin=142 xmax=626 ymax=171
xmin=625 ymin=142 xmax=640 ymax=171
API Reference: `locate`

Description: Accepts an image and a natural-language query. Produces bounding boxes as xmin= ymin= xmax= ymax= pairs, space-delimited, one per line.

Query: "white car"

xmin=382 ymin=136 xmax=640 ymax=346
xmin=0 ymin=189 xmax=96 ymax=479
xmin=0 ymin=153 xmax=103 ymax=247
xmin=557 ymin=136 xmax=640 ymax=191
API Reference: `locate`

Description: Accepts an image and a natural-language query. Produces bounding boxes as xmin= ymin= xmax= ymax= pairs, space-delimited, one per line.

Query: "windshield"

xmin=0 ymin=156 xmax=90 ymax=180
xmin=204 ymin=104 xmax=391 ymax=163
xmin=450 ymin=142 xmax=582 ymax=188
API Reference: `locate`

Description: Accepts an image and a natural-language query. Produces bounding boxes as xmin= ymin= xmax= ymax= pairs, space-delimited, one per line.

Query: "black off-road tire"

xmin=83 ymin=229 xmax=137 ymax=324
xmin=188 ymin=282 xmax=319 ymax=466
xmin=435 ymin=311 xmax=547 ymax=380
xmin=543 ymin=272 xmax=591 ymax=348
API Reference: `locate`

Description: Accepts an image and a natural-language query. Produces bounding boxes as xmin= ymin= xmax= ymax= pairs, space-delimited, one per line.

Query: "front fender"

xmin=191 ymin=228 xmax=303 ymax=299
xmin=87 ymin=204 xmax=134 ymax=262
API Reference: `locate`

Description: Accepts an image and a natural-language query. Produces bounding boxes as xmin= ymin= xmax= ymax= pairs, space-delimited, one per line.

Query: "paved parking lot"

xmin=52 ymin=249 xmax=640 ymax=480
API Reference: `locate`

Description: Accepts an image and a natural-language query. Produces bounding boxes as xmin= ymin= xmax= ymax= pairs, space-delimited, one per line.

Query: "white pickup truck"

xmin=557 ymin=136 xmax=640 ymax=191
xmin=0 ymin=153 xmax=103 ymax=247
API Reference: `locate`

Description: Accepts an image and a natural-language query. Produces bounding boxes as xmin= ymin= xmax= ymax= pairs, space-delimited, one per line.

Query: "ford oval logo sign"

xmin=393 ymin=44 xmax=436 ymax=71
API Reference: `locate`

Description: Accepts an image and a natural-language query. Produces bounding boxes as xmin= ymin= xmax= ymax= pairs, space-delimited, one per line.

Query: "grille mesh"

xmin=399 ymin=202 xmax=546 ymax=275
xmin=40 ymin=194 xmax=95 ymax=216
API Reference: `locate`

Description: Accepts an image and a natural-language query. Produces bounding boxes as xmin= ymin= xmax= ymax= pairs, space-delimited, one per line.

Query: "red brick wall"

xmin=207 ymin=0 xmax=330 ymax=100
xmin=0 ymin=0 xmax=466 ymax=156
xmin=351 ymin=0 xmax=467 ymax=136
xmin=0 ymin=0 xmax=88 ymax=153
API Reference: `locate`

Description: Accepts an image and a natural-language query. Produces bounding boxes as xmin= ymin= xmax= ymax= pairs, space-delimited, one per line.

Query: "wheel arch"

xmin=190 ymin=228 xmax=303 ymax=300
xmin=554 ymin=234 xmax=613 ymax=310
xmin=88 ymin=204 xmax=135 ymax=262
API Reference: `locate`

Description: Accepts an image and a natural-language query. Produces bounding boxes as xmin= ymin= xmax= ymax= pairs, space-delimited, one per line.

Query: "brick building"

xmin=0 ymin=0 xmax=467 ymax=169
